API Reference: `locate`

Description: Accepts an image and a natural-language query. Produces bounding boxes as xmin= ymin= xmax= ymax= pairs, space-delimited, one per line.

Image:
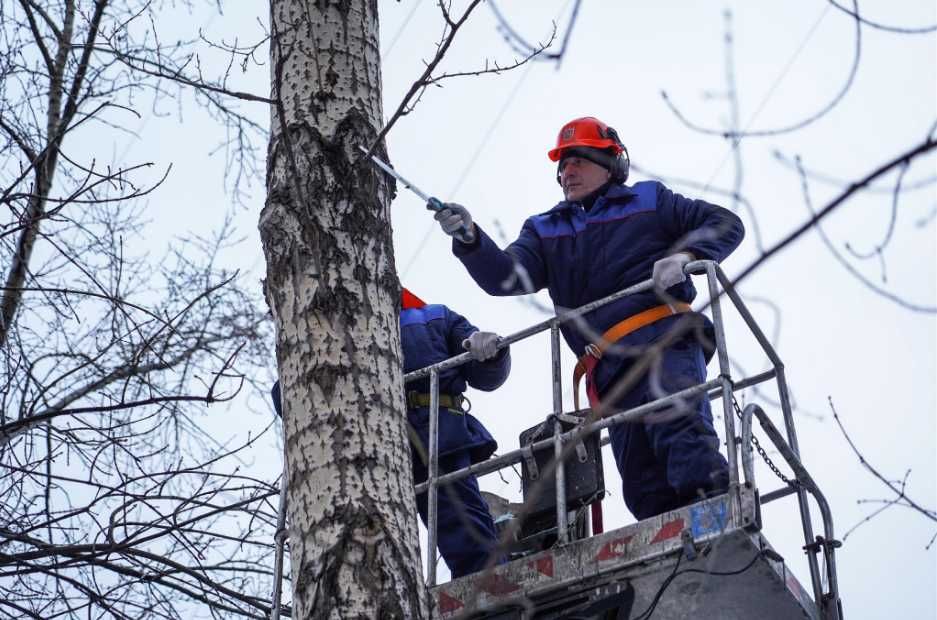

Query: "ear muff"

xmin=605 ymin=126 xmax=630 ymax=184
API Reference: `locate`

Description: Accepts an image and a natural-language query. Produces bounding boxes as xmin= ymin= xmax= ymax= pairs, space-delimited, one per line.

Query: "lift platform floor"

xmin=430 ymin=487 xmax=818 ymax=619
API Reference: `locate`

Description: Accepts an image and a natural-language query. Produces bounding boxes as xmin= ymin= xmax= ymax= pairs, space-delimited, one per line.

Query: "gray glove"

xmin=434 ymin=203 xmax=476 ymax=244
xmin=652 ymin=252 xmax=694 ymax=290
xmin=462 ymin=331 xmax=501 ymax=361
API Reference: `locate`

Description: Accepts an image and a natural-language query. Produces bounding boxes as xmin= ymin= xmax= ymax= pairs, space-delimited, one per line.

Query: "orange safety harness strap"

xmin=572 ymin=302 xmax=692 ymax=411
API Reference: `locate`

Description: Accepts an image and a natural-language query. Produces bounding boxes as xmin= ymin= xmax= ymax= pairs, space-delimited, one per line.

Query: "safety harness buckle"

xmin=584 ymin=343 xmax=603 ymax=359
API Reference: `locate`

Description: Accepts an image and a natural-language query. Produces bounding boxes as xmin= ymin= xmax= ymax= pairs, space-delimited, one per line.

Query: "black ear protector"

xmin=555 ymin=127 xmax=630 ymax=185
xmin=604 ymin=126 xmax=630 ymax=184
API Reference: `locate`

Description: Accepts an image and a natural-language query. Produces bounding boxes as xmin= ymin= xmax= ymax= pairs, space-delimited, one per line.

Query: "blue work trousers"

xmin=605 ymin=337 xmax=729 ymax=520
xmin=412 ymin=450 xmax=499 ymax=579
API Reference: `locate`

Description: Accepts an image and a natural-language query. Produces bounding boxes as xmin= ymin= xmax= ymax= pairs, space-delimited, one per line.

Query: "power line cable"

xmin=697 ymin=2 xmax=833 ymax=193
xmin=383 ymin=1 xmax=422 ymax=59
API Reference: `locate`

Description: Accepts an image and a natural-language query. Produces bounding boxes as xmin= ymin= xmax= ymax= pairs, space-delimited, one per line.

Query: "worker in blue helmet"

xmin=271 ymin=288 xmax=510 ymax=578
xmin=433 ymin=117 xmax=745 ymax=521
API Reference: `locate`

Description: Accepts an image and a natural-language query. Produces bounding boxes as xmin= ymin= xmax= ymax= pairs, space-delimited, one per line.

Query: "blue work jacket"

xmin=402 ymin=304 xmax=511 ymax=463
xmin=452 ymin=181 xmax=744 ymax=389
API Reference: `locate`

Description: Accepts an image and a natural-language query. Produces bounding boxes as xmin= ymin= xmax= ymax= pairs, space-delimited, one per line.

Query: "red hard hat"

xmin=547 ymin=117 xmax=624 ymax=162
xmin=401 ymin=287 xmax=426 ymax=309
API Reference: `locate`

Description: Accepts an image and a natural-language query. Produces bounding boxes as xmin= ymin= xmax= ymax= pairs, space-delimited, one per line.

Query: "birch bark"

xmin=261 ymin=1 xmax=429 ymax=617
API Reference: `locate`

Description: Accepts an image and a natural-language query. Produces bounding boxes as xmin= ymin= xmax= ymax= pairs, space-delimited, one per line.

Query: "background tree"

xmin=0 ymin=2 xmax=276 ymax=617
xmin=1 ymin=1 xmax=546 ymax=616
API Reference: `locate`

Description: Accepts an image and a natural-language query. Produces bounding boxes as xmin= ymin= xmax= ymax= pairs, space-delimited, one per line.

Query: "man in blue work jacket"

xmin=271 ymin=288 xmax=510 ymax=578
xmin=399 ymin=287 xmax=511 ymax=578
xmin=432 ymin=116 xmax=745 ymax=520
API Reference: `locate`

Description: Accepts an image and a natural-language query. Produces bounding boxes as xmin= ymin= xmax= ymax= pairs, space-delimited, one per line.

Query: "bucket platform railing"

xmin=268 ymin=260 xmax=842 ymax=619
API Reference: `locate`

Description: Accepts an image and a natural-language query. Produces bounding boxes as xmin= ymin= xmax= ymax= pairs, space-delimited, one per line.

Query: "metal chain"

xmin=732 ymin=396 xmax=800 ymax=489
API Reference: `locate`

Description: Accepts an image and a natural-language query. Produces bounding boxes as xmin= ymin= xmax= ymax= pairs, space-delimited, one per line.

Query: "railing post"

xmin=712 ymin=264 xmax=825 ymax=608
xmin=551 ymin=325 xmax=569 ymax=544
xmin=776 ymin=365 xmax=825 ymax=608
xmin=269 ymin=459 xmax=288 ymax=620
xmin=748 ymin=404 xmax=842 ymax=620
xmin=426 ymin=368 xmax=440 ymax=586
xmin=704 ymin=263 xmax=740 ymax=490
xmin=739 ymin=404 xmax=755 ymax=488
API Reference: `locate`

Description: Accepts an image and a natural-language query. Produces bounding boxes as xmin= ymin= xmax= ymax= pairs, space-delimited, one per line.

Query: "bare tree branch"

xmin=662 ymin=0 xmax=859 ymax=139
xmin=727 ymin=128 xmax=937 ymax=309
xmin=489 ymin=0 xmax=582 ymax=69
xmin=829 ymin=397 xmax=936 ymax=543
xmin=792 ymin=151 xmax=936 ymax=312
xmin=827 ymin=0 xmax=937 ymax=34
xmin=362 ymin=0 xmax=548 ymax=160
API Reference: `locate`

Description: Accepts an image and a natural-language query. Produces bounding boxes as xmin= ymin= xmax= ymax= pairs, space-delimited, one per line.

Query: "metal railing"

xmin=740 ymin=403 xmax=842 ymax=620
xmin=268 ymin=260 xmax=842 ymax=619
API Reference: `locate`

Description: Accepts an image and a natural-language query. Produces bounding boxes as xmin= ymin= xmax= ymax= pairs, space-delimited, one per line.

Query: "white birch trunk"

xmin=260 ymin=1 xmax=429 ymax=617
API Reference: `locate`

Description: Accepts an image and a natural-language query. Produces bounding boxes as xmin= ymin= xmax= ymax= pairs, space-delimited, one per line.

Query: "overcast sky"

xmin=115 ymin=2 xmax=936 ymax=617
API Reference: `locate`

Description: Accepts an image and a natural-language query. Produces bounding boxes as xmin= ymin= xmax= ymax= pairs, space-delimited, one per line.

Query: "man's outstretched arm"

xmin=438 ymin=204 xmax=547 ymax=297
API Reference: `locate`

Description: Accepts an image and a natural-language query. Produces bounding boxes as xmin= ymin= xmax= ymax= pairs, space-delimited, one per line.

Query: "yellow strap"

xmin=406 ymin=391 xmax=462 ymax=411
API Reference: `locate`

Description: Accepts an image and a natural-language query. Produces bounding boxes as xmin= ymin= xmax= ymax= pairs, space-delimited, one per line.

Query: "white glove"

xmin=652 ymin=252 xmax=694 ymax=290
xmin=462 ymin=331 xmax=501 ymax=361
xmin=434 ymin=203 xmax=476 ymax=244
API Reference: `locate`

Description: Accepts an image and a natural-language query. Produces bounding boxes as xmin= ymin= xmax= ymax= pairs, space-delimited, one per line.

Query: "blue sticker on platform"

xmin=689 ymin=499 xmax=728 ymax=537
